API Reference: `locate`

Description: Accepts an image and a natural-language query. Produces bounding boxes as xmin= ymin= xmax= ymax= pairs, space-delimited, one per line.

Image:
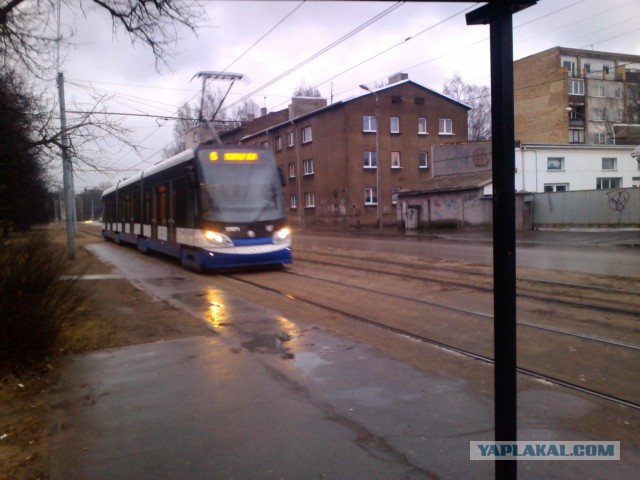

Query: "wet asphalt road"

xmin=293 ymin=228 xmax=640 ymax=278
xmin=49 ymin=230 xmax=640 ymax=479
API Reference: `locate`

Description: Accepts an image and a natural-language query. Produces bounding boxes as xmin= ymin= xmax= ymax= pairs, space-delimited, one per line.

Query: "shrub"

xmin=0 ymin=232 xmax=86 ymax=375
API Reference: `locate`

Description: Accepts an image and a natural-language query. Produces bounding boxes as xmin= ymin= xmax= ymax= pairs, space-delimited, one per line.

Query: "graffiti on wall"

xmin=606 ymin=190 xmax=630 ymax=215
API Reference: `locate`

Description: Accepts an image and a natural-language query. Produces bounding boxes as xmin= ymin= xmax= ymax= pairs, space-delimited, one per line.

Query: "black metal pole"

xmin=490 ymin=9 xmax=517 ymax=480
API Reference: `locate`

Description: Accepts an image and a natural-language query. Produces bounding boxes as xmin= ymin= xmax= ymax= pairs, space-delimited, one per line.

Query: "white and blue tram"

xmin=101 ymin=143 xmax=292 ymax=271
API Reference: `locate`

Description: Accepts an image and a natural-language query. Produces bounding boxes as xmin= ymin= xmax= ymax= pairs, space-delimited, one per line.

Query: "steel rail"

xmin=225 ymin=273 xmax=640 ymax=412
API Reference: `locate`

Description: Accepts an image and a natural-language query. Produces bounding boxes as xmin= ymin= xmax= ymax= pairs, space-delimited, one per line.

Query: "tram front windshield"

xmin=198 ymin=159 xmax=284 ymax=223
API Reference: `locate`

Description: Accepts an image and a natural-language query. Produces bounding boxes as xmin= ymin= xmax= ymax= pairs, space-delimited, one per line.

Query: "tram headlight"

xmin=203 ymin=230 xmax=233 ymax=247
xmin=273 ymin=227 xmax=291 ymax=244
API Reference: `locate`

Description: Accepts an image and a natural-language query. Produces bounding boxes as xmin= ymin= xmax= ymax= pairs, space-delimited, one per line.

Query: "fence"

xmin=532 ymin=188 xmax=639 ymax=228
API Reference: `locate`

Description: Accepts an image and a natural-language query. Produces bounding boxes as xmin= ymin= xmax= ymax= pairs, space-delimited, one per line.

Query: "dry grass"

xmin=1 ymin=224 xmax=212 ymax=479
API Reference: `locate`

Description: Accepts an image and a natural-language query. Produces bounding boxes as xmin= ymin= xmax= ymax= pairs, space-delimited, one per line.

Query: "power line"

xmin=222 ymin=1 xmax=405 ymax=114
xmin=221 ymin=1 xmax=306 ymax=73
xmin=309 ymin=2 xmax=478 ymax=97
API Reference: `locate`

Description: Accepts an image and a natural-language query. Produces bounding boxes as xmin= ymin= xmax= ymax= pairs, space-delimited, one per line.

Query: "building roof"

xmin=517 ymin=46 xmax=640 ymax=63
xmin=239 ymin=79 xmax=471 ymax=142
xmin=399 ymin=171 xmax=493 ymax=197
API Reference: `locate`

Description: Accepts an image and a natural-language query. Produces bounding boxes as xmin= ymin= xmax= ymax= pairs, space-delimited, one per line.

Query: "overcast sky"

xmin=55 ymin=0 xmax=640 ymax=190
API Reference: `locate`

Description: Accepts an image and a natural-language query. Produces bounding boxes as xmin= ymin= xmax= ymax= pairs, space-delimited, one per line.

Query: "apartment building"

xmin=218 ymin=76 xmax=470 ymax=228
xmin=514 ymin=47 xmax=640 ymax=146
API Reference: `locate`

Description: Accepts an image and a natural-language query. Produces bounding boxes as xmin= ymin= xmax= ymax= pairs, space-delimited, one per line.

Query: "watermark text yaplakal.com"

xmin=470 ymin=441 xmax=620 ymax=460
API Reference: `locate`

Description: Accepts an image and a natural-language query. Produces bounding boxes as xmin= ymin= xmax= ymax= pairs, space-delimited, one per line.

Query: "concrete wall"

xmin=532 ymin=187 xmax=640 ymax=227
xmin=398 ymin=191 xmax=532 ymax=230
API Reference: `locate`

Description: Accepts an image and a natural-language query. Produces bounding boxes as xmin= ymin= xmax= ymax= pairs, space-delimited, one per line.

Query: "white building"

xmin=516 ymin=144 xmax=640 ymax=192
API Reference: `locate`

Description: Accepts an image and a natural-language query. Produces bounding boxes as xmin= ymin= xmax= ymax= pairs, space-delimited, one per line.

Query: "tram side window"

xmin=133 ymin=190 xmax=141 ymax=223
xmin=143 ymin=188 xmax=152 ymax=224
xmin=104 ymin=199 xmax=114 ymax=222
xmin=124 ymin=193 xmax=132 ymax=222
xmin=156 ymin=184 xmax=168 ymax=226
xmin=172 ymin=179 xmax=194 ymax=228
xmin=117 ymin=195 xmax=125 ymax=222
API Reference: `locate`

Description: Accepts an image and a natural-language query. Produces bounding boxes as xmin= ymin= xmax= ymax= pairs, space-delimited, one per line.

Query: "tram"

xmin=101 ymin=143 xmax=292 ymax=271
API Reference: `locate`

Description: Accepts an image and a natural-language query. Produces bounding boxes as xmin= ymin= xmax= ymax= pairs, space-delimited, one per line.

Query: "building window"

xmin=193 ymin=131 xmax=199 ymax=143
xmin=290 ymin=193 xmax=297 ymax=209
xmin=594 ymin=132 xmax=607 ymax=144
xmin=584 ymin=63 xmax=591 ymax=74
xmin=304 ymin=192 xmax=315 ymax=208
xmin=363 ymin=151 xmax=377 ymax=168
xmin=391 ymin=187 xmax=400 ymax=205
xmin=261 ymin=140 xmax=270 ymax=150
xmin=544 ymin=184 xmax=569 ymax=192
xmin=569 ymin=129 xmax=584 ymax=143
xmin=439 ymin=118 xmax=453 ymax=135
xmin=301 ymin=126 xmax=312 ymax=144
xmin=603 ymin=65 xmax=611 ymax=75
xmin=602 ymin=157 xmax=617 ymax=171
xmin=364 ymin=188 xmax=377 ymax=205
xmin=287 ymin=132 xmax=295 ymax=147
xmin=568 ymin=79 xmax=584 ymax=95
xmin=275 ymin=136 xmax=282 ymax=151
xmin=596 ymin=85 xmax=606 ymax=97
xmin=303 ymin=158 xmax=314 ymax=175
xmin=288 ymin=162 xmax=296 ymax=178
xmin=390 ymin=151 xmax=401 ymax=169
xmin=547 ymin=157 xmax=564 ymax=171
xmin=615 ymin=86 xmax=622 ymax=98
xmin=418 ymin=117 xmax=427 ymax=135
xmin=418 ymin=151 xmax=428 ymax=169
xmin=597 ymin=178 xmax=621 ymax=189
xmin=390 ymin=116 xmax=400 ymax=134
xmin=362 ymin=115 xmax=377 ymax=132
xmin=562 ymin=60 xmax=576 ymax=76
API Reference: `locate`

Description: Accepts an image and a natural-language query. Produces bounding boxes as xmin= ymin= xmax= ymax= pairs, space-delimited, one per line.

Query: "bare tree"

xmin=0 ymin=0 xmax=204 ymax=174
xmin=162 ymin=90 xmax=234 ymax=159
xmin=230 ymin=98 xmax=260 ymax=121
xmin=294 ymin=81 xmax=321 ymax=98
xmin=0 ymin=0 xmax=203 ymax=75
xmin=443 ymin=73 xmax=491 ymax=141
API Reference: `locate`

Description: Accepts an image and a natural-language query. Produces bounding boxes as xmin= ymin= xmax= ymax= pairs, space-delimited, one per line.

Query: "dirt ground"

xmin=0 ymin=224 xmax=213 ymax=480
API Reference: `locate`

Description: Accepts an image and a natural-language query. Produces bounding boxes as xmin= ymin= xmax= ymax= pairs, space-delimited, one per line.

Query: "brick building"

xmin=514 ymin=47 xmax=640 ymax=146
xmin=217 ymin=76 xmax=470 ymax=228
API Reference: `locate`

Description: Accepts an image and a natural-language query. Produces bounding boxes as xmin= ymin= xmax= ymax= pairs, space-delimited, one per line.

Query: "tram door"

xmin=155 ymin=184 xmax=169 ymax=241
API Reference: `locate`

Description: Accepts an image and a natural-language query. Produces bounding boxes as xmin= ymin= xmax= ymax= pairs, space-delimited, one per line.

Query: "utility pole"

xmin=57 ymin=71 xmax=75 ymax=259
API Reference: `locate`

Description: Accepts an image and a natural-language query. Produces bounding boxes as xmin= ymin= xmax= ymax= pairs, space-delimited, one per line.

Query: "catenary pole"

xmin=57 ymin=72 xmax=75 ymax=260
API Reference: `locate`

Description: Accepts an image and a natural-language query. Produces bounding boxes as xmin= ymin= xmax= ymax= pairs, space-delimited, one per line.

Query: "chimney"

xmin=288 ymin=97 xmax=328 ymax=120
xmin=260 ymin=107 xmax=267 ymax=117
xmin=388 ymin=73 xmax=409 ymax=84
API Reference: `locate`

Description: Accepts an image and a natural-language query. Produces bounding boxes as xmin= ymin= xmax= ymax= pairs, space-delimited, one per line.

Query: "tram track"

xmin=295 ymin=250 xmax=640 ymax=317
xmin=283 ymin=269 xmax=640 ymax=352
xmin=224 ymin=271 xmax=640 ymax=412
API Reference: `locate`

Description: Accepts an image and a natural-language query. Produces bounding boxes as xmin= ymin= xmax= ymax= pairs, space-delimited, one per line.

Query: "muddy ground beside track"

xmin=0 ymin=224 xmax=213 ymax=480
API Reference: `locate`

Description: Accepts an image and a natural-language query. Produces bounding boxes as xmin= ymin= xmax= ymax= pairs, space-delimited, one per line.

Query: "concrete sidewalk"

xmin=48 ymin=239 xmax=640 ymax=480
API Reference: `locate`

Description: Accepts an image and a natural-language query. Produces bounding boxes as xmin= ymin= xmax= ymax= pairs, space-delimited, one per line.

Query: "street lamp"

xmin=360 ymin=84 xmax=382 ymax=232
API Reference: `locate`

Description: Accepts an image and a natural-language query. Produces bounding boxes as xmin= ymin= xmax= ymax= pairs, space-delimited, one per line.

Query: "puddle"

xmin=59 ymin=274 xmax=124 ymax=280
xmin=241 ymin=332 xmax=294 ymax=359
xmin=294 ymin=351 xmax=332 ymax=377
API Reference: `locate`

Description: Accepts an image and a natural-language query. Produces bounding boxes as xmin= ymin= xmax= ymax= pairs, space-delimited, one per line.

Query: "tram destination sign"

xmin=209 ymin=151 xmax=259 ymax=162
